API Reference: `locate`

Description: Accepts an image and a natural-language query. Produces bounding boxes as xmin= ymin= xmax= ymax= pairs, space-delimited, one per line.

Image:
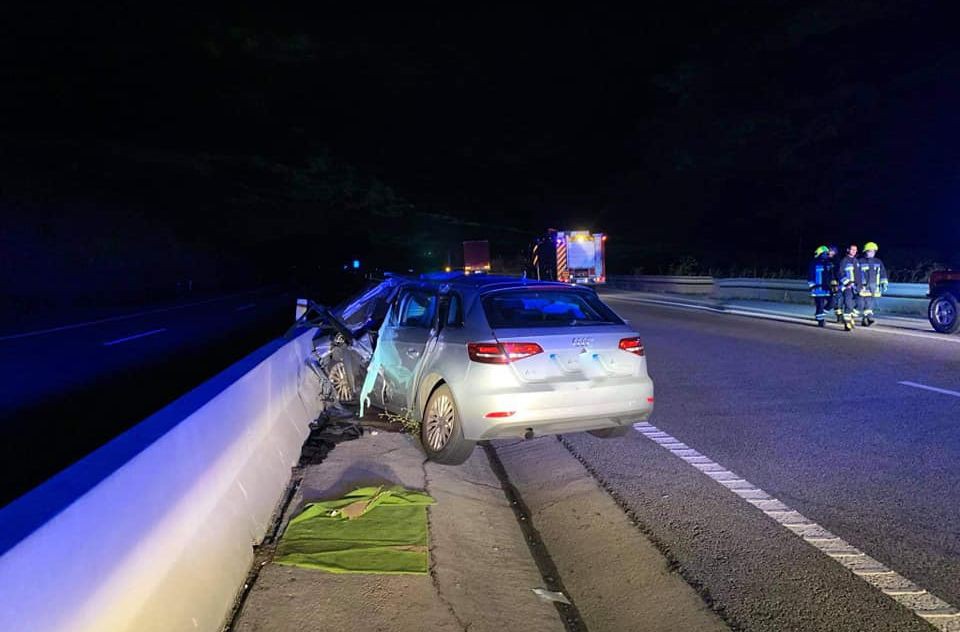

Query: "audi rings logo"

xmin=571 ymin=336 xmax=594 ymax=347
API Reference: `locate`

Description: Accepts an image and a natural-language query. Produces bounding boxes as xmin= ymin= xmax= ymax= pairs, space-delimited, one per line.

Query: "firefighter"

xmin=807 ymin=246 xmax=834 ymax=327
xmin=835 ymin=243 xmax=860 ymax=331
xmin=827 ymin=245 xmax=842 ymax=322
xmin=857 ymin=241 xmax=888 ymax=327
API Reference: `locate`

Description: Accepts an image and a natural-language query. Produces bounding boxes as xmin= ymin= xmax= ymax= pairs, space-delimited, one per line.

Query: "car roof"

xmin=403 ymin=272 xmax=576 ymax=293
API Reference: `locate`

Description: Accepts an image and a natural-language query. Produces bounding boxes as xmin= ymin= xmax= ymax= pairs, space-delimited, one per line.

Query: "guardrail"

xmin=607 ymin=276 xmax=929 ymax=317
xmin=605 ymin=275 xmax=715 ymax=295
xmin=0 ymin=327 xmax=320 ymax=632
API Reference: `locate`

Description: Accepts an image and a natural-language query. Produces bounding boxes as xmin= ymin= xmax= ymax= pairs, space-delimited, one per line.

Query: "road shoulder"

xmin=232 ymin=431 xmax=564 ymax=632
xmin=492 ymin=436 xmax=730 ymax=632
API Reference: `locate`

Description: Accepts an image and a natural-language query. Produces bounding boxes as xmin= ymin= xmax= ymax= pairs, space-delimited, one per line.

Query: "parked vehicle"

xmin=929 ymin=270 xmax=960 ymax=334
xmin=463 ymin=240 xmax=491 ymax=274
xmin=530 ymin=229 xmax=606 ymax=285
xmin=298 ymin=272 xmax=654 ymax=464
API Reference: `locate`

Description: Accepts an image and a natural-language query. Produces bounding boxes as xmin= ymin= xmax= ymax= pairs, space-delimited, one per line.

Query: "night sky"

xmin=3 ymin=3 xmax=960 ymax=307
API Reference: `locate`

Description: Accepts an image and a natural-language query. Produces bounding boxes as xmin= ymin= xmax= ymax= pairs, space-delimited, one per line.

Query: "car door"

xmin=378 ymin=289 xmax=437 ymax=413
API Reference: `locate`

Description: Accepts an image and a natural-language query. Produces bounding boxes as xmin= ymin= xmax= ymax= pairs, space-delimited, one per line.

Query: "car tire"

xmin=929 ymin=293 xmax=960 ymax=334
xmin=588 ymin=425 xmax=632 ymax=438
xmin=421 ymin=384 xmax=475 ymax=465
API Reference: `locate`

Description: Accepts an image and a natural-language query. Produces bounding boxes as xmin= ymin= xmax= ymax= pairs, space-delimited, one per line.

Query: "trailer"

xmin=463 ymin=240 xmax=491 ymax=274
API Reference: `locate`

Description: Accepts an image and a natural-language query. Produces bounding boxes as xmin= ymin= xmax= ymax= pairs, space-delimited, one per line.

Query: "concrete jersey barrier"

xmin=0 ymin=328 xmax=320 ymax=632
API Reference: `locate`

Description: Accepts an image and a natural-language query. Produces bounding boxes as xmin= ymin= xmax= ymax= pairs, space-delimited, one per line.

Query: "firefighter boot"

xmin=843 ymin=314 xmax=853 ymax=331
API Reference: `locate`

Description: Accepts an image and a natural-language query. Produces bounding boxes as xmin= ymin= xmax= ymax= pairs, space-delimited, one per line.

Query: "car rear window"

xmin=481 ymin=290 xmax=623 ymax=328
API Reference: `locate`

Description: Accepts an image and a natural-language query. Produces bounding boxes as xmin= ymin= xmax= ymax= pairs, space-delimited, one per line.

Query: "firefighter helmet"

xmin=814 ymin=245 xmax=829 ymax=257
xmin=863 ymin=241 xmax=879 ymax=252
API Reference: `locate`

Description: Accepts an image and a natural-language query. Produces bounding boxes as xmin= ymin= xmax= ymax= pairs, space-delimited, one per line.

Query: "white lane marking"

xmin=899 ymin=381 xmax=960 ymax=398
xmin=606 ymin=294 xmax=960 ymax=345
xmin=102 ymin=328 xmax=168 ymax=347
xmin=235 ymin=303 xmax=257 ymax=312
xmin=632 ymin=420 xmax=960 ymax=628
xmin=0 ymin=290 xmax=266 ymax=342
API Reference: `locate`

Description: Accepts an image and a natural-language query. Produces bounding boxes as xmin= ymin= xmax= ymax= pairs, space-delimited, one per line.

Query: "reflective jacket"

xmin=835 ymin=255 xmax=860 ymax=290
xmin=858 ymin=257 xmax=888 ymax=297
xmin=807 ymin=256 xmax=835 ymax=297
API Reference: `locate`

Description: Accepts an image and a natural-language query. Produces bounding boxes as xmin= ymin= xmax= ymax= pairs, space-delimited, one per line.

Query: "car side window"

xmin=446 ymin=293 xmax=462 ymax=327
xmin=399 ymin=292 xmax=436 ymax=328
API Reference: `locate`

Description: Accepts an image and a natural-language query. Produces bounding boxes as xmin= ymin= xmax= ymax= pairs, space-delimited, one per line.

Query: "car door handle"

xmin=406 ymin=348 xmax=421 ymax=358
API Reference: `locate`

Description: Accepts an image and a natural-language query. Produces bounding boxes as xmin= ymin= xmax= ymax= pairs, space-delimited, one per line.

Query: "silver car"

xmin=308 ymin=273 xmax=654 ymax=464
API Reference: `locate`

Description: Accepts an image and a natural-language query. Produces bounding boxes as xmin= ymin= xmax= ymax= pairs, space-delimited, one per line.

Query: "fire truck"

xmin=530 ymin=229 xmax=606 ymax=285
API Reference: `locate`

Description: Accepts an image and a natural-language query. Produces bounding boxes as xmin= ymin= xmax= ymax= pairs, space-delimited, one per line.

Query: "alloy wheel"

xmin=934 ymin=298 xmax=956 ymax=327
xmin=425 ymin=394 xmax=456 ymax=451
xmin=328 ymin=362 xmax=352 ymax=401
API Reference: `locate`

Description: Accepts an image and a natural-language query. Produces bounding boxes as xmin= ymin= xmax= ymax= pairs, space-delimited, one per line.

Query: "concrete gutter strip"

xmin=492 ymin=437 xmax=731 ymax=632
xmin=233 ymin=432 xmax=564 ymax=632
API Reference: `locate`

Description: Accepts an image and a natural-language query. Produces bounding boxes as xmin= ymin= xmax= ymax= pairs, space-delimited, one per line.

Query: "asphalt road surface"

xmin=0 ymin=289 xmax=294 ymax=507
xmin=558 ymin=292 xmax=960 ymax=631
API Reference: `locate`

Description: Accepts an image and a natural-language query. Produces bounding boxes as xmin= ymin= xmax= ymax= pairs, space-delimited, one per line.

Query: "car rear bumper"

xmin=457 ymin=377 xmax=654 ymax=440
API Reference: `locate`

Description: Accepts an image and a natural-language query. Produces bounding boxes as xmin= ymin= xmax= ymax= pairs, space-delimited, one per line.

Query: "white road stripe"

xmin=899 ymin=381 xmax=960 ymax=398
xmin=606 ymin=294 xmax=960 ymax=345
xmin=235 ymin=303 xmax=257 ymax=312
xmin=102 ymin=328 xmax=168 ymax=347
xmin=632 ymin=420 xmax=960 ymax=629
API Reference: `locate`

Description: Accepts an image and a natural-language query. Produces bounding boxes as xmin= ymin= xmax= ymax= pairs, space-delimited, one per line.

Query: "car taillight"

xmin=468 ymin=343 xmax=506 ymax=363
xmin=468 ymin=342 xmax=543 ymax=364
xmin=618 ymin=337 xmax=644 ymax=355
xmin=503 ymin=342 xmax=543 ymax=360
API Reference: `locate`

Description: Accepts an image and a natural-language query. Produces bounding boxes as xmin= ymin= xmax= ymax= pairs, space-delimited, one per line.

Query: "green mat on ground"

xmin=274 ymin=486 xmax=435 ymax=574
